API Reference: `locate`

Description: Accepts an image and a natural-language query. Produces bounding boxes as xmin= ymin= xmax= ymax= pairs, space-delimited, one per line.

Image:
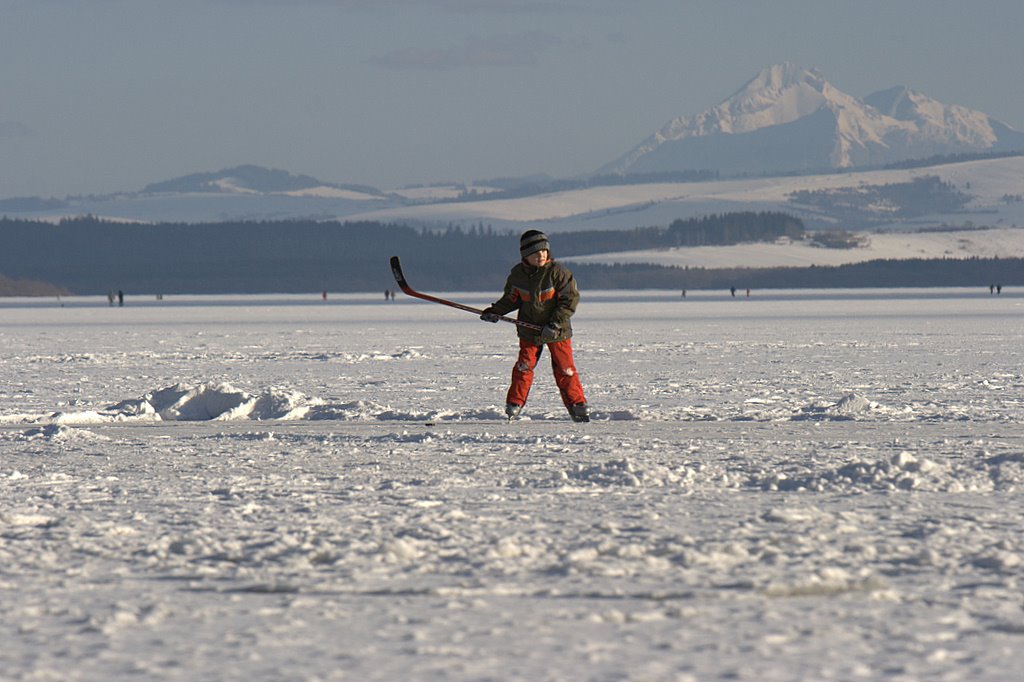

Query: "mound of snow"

xmin=16 ymin=424 xmax=110 ymax=443
xmin=754 ymin=451 xmax=940 ymax=492
xmin=245 ymin=388 xmax=322 ymax=420
xmin=20 ymin=386 xmax=519 ymax=426
xmin=518 ymin=457 xmax=696 ymax=490
xmin=751 ymin=450 xmax=1024 ymax=493
xmin=51 ymin=382 xmax=323 ymax=423
xmin=792 ymin=393 xmax=884 ymax=421
xmin=115 ymin=383 xmax=251 ymax=420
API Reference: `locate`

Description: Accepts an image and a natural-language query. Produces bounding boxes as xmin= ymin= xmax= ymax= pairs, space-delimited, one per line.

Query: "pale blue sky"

xmin=2 ymin=0 xmax=1023 ymax=197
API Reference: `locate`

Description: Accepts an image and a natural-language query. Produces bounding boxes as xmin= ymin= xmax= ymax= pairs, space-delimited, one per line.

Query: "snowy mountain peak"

xmin=863 ymin=85 xmax=917 ymax=119
xmin=659 ymin=63 xmax=832 ymax=141
xmin=746 ymin=62 xmax=822 ymax=90
xmin=725 ymin=62 xmax=829 ymax=110
xmin=601 ymin=64 xmax=1024 ymax=177
xmin=863 ymin=86 xmax=999 ymax=147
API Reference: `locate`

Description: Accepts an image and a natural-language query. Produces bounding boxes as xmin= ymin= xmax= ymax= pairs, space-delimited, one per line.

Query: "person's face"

xmin=525 ymin=249 xmax=549 ymax=267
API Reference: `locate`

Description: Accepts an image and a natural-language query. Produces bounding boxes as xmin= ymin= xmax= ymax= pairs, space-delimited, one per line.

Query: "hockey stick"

xmin=389 ymin=256 xmax=542 ymax=332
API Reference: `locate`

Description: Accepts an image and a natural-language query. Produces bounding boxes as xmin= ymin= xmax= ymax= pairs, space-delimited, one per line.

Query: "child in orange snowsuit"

xmin=481 ymin=230 xmax=589 ymax=422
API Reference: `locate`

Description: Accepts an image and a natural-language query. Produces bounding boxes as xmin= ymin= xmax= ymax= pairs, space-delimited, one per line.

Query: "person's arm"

xmin=482 ymin=274 xmax=519 ymax=318
xmin=548 ymin=266 xmax=579 ymax=329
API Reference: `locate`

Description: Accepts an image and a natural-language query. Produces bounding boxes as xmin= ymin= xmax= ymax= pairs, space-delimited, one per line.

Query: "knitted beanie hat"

xmin=519 ymin=229 xmax=550 ymax=258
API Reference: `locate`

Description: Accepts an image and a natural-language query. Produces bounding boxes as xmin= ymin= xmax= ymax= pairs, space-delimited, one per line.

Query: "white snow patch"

xmin=279 ymin=186 xmax=382 ymax=200
xmin=4 ymin=513 xmax=59 ymax=528
xmin=47 ymin=382 xmax=323 ymax=423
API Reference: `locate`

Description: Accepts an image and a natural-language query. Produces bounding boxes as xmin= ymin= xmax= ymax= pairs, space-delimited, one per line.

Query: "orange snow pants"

xmin=506 ymin=337 xmax=586 ymax=409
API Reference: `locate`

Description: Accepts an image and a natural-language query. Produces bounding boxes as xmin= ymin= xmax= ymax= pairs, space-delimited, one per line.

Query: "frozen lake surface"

xmin=2 ymin=288 xmax=1023 ymax=680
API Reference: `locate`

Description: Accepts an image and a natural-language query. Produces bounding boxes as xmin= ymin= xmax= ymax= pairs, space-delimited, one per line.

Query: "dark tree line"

xmin=0 ymin=218 xmax=524 ymax=294
xmin=0 ymin=214 xmax=804 ymax=294
xmin=789 ymin=176 xmax=972 ymax=220
xmin=572 ymin=257 xmax=1023 ymax=290
xmin=1 ymin=215 xmax=1018 ymax=295
xmin=553 ymin=213 xmax=805 ymax=256
xmin=667 ymin=212 xmax=804 ymax=247
xmin=882 ymin=150 xmax=1024 ymax=171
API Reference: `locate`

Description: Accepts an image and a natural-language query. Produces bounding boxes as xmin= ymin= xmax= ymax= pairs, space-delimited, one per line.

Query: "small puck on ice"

xmin=424 ymin=422 xmax=435 ymax=426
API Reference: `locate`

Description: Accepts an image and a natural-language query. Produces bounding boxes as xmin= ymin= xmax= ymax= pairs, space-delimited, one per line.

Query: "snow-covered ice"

xmin=1 ymin=289 xmax=1023 ymax=680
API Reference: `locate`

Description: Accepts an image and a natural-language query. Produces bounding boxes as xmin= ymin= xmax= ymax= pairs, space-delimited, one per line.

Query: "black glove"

xmin=538 ymin=324 xmax=560 ymax=343
xmin=480 ymin=312 xmax=500 ymax=323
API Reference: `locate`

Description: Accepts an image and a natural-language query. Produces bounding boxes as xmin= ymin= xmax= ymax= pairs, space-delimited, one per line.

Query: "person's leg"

xmin=506 ymin=339 xmax=543 ymax=407
xmin=547 ymin=338 xmax=586 ymax=410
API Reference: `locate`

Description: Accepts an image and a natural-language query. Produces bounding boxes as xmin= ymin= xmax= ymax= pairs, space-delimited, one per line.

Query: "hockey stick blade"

xmin=389 ymin=256 xmax=542 ymax=332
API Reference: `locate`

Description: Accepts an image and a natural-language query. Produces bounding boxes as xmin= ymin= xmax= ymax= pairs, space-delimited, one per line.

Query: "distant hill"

xmin=599 ymin=63 xmax=1024 ymax=177
xmin=141 ymin=164 xmax=384 ymax=198
xmin=0 ymin=197 xmax=67 ymax=213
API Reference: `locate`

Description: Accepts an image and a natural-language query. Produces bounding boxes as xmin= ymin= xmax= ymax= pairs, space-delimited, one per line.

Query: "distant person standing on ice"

xmin=480 ymin=230 xmax=589 ymax=423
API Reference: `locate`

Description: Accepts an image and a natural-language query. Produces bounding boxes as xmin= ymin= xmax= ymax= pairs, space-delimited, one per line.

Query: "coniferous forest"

xmin=0 ymin=215 xmax=1020 ymax=295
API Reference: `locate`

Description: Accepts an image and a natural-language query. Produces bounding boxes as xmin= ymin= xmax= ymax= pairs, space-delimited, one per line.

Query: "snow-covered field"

xmin=2 ymin=290 xmax=1023 ymax=681
xmin=565 ymin=227 xmax=1024 ymax=269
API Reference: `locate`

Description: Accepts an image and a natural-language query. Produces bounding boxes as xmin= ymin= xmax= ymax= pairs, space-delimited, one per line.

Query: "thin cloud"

xmin=213 ymin=0 xmax=579 ymax=10
xmin=434 ymin=0 xmax=581 ymax=13
xmin=0 ymin=121 xmax=32 ymax=141
xmin=368 ymin=30 xmax=561 ymax=71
